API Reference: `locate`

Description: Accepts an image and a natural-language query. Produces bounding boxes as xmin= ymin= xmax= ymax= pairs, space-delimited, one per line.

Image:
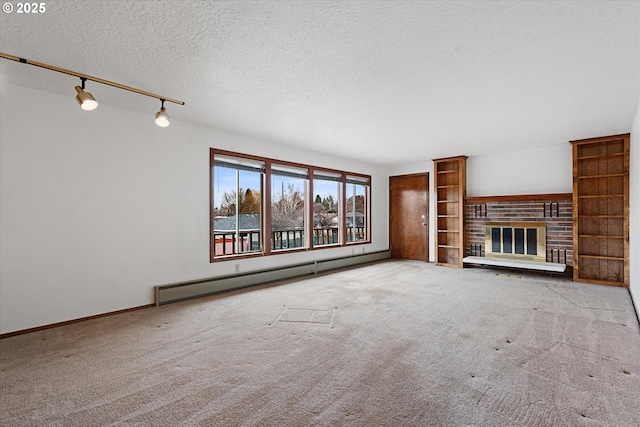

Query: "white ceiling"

xmin=1 ymin=1 xmax=638 ymax=165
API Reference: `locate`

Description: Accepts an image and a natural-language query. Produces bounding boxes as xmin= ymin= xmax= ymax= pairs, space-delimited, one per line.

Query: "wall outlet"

xmin=235 ymin=264 xmax=240 ymax=273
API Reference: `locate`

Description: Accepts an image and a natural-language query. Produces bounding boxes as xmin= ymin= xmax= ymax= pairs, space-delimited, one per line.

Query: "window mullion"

xmin=235 ymin=169 xmax=240 ymax=254
xmin=339 ymin=174 xmax=347 ymax=245
xmin=352 ymin=183 xmax=356 ymax=241
xmin=263 ymin=160 xmax=272 ymax=256
xmin=308 ymin=167 xmax=314 ymax=249
xmin=366 ymin=183 xmax=371 ymax=242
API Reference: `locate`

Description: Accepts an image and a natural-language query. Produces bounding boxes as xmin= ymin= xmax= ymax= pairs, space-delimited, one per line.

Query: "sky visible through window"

xmin=213 ymin=167 xmax=340 ymax=210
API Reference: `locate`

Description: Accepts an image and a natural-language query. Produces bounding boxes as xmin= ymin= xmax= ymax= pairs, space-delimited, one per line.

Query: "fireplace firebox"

xmin=484 ymin=222 xmax=546 ymax=263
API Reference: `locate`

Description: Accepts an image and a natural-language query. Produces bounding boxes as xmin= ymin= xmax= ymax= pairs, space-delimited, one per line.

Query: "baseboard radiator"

xmin=155 ymin=250 xmax=390 ymax=306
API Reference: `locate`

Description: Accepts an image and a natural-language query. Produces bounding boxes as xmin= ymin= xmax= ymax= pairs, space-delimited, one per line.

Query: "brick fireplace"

xmin=464 ymin=194 xmax=573 ymax=266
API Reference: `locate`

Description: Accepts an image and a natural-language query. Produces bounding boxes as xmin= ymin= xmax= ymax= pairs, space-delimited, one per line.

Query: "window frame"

xmin=210 ymin=148 xmax=371 ymax=262
xmin=345 ymin=175 xmax=371 ymax=243
xmin=211 ymin=153 xmax=265 ymax=258
xmin=311 ymin=170 xmax=343 ymax=248
xmin=270 ymin=163 xmax=309 ymax=252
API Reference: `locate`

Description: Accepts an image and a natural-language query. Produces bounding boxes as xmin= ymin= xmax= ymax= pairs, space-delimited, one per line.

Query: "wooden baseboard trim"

xmin=0 ymin=304 xmax=154 ymax=339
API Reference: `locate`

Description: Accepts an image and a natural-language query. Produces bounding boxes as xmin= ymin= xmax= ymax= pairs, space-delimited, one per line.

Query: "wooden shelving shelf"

xmin=580 ymin=215 xmax=624 ymax=218
xmin=571 ymin=133 xmax=629 ymax=287
xmin=578 ymin=195 xmax=623 ymax=199
xmin=577 ymin=153 xmax=624 ymax=160
xmin=433 ymin=155 xmax=467 ymax=268
xmin=577 ymin=174 xmax=626 ymax=179
xmin=579 ymin=255 xmax=625 ymax=261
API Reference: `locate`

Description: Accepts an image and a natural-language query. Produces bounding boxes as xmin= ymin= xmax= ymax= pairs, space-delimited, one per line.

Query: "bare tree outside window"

xmin=212 ymin=156 xmax=264 ymax=256
xmin=313 ymin=174 xmax=340 ymax=246
xmin=271 ymin=165 xmax=307 ymax=250
xmin=219 ymin=188 xmax=261 ymax=216
xmin=346 ymin=177 xmax=368 ymax=242
xmin=272 ymin=183 xmax=304 ymax=230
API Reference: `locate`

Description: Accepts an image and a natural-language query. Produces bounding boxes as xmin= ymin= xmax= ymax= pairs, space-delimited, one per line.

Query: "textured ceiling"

xmin=1 ymin=1 xmax=638 ymax=165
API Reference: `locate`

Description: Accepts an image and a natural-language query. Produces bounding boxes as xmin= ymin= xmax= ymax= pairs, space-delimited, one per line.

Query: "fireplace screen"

xmin=485 ymin=222 xmax=546 ymax=262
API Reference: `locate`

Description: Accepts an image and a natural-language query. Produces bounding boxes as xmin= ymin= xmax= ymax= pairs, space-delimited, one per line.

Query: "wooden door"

xmin=390 ymin=173 xmax=429 ymax=261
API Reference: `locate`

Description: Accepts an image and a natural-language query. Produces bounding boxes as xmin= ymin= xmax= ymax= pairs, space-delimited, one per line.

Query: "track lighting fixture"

xmin=155 ymin=99 xmax=170 ymax=127
xmin=75 ymin=78 xmax=98 ymax=111
xmin=0 ymin=52 xmax=184 ymax=127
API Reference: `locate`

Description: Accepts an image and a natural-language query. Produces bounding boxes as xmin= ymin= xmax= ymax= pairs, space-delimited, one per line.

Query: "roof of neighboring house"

xmin=213 ymin=214 xmax=261 ymax=232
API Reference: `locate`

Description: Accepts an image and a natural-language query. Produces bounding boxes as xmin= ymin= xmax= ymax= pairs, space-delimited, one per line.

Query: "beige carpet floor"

xmin=1 ymin=260 xmax=639 ymax=426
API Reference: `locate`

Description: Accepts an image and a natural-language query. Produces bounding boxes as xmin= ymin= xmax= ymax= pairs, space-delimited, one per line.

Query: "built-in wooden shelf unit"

xmin=434 ymin=155 xmax=467 ymax=267
xmin=571 ymin=134 xmax=629 ymax=287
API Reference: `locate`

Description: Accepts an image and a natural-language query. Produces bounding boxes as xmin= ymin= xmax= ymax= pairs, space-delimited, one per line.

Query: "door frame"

xmin=389 ymin=172 xmax=429 ymax=261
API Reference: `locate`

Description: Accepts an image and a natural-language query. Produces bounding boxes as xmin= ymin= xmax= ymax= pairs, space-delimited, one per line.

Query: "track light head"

xmin=74 ymin=78 xmax=98 ymax=111
xmin=75 ymin=87 xmax=98 ymax=110
xmin=155 ymin=99 xmax=170 ymax=127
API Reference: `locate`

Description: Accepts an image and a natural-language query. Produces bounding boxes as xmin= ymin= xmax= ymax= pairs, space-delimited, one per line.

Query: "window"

xmin=312 ymin=171 xmax=341 ymax=247
xmin=212 ymin=155 xmax=264 ymax=257
xmin=211 ymin=149 xmax=370 ymax=261
xmin=271 ymin=164 xmax=308 ymax=251
xmin=346 ymin=176 xmax=369 ymax=242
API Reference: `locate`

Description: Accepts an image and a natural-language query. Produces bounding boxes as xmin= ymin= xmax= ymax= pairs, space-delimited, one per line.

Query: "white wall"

xmin=629 ymin=98 xmax=639 ymax=316
xmin=467 ymin=144 xmax=572 ymax=197
xmin=0 ymin=83 xmax=388 ymax=334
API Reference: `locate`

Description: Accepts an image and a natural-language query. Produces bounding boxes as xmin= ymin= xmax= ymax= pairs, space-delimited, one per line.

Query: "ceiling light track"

xmin=0 ymin=52 xmax=184 ymax=127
